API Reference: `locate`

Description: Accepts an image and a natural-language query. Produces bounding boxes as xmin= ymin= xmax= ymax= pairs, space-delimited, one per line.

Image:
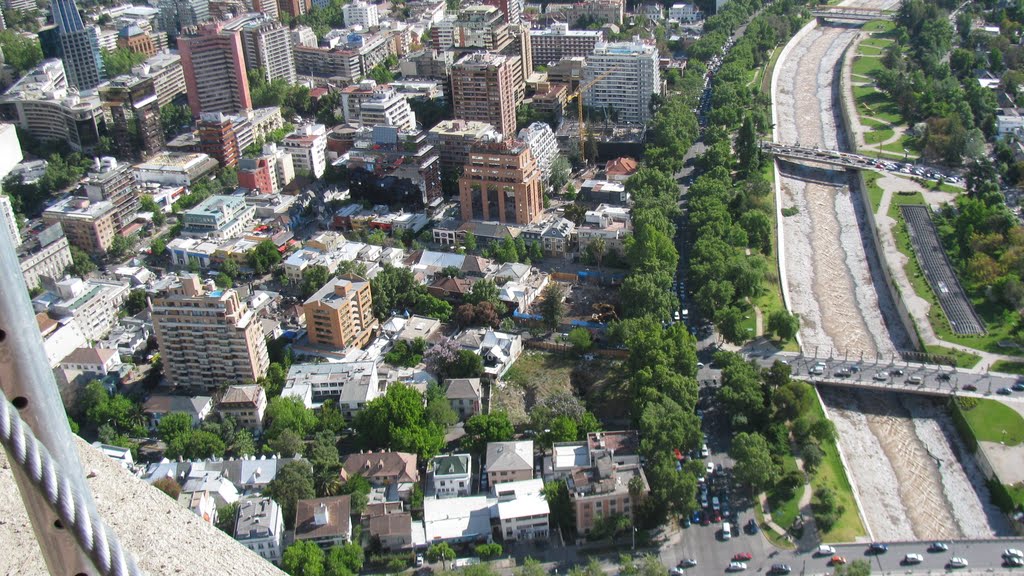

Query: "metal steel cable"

xmin=0 ymin=389 xmax=144 ymax=576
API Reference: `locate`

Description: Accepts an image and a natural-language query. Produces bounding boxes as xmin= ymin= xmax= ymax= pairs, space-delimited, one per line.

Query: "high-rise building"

xmin=98 ymin=75 xmax=165 ymax=160
xmin=277 ymin=0 xmax=309 ymax=19
xmin=0 ymin=123 xmax=24 ymax=182
xmin=18 ymin=223 xmax=73 ymax=291
xmin=530 ymin=24 xmax=602 ymax=66
xmin=42 ymin=196 xmax=118 ymax=254
xmin=517 ymin=122 xmax=558 ymax=185
xmin=116 ymin=23 xmax=158 ymax=56
xmin=177 ymin=22 xmax=252 ymax=116
xmin=303 ymin=275 xmax=377 ymax=350
xmin=132 ymin=52 xmax=188 ymax=107
xmin=152 ymin=275 xmax=270 ymax=390
xmin=281 ymin=124 xmax=327 ymax=178
xmin=246 ymin=0 xmax=278 ymax=20
xmin=482 ymin=0 xmax=522 ymax=24
xmin=451 ymin=52 xmax=517 ymax=137
xmin=358 ymin=85 xmax=416 ymax=132
xmin=458 ymin=138 xmax=543 ymax=225
xmin=198 ymin=112 xmax=241 ymax=167
xmin=427 ymin=119 xmax=499 ymax=173
xmin=38 ymin=0 xmax=106 ymax=90
xmin=157 ymin=0 xmax=210 ymax=35
xmin=224 ymin=13 xmax=296 ymax=84
xmin=238 ymin=143 xmax=294 ymax=194
xmin=343 ymin=126 xmax=441 ymax=207
xmin=582 ymin=40 xmax=660 ymax=124
xmin=83 ymin=157 xmax=141 ymax=233
xmin=342 ymin=0 xmax=379 ymax=28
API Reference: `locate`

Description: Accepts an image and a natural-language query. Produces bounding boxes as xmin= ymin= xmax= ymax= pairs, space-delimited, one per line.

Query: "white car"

xmin=726 ymin=562 xmax=747 ymax=572
xmin=706 ymin=462 xmax=715 ymax=474
xmin=1003 ymin=549 xmax=1024 ymax=560
xmin=816 ymin=545 xmax=836 ymax=556
xmin=873 ymin=372 xmax=889 ymax=381
xmin=903 ymin=554 xmax=923 ymax=564
xmin=670 ymin=568 xmax=686 ymax=576
xmin=701 ymin=444 xmax=710 ymax=458
xmin=948 ymin=557 xmax=969 ymax=569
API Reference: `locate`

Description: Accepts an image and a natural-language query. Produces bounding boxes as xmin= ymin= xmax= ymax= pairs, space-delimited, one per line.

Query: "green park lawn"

xmin=808 ymin=400 xmax=865 ymax=542
xmin=992 ymin=361 xmax=1024 ymax=375
xmin=958 ymin=398 xmax=1024 ymax=446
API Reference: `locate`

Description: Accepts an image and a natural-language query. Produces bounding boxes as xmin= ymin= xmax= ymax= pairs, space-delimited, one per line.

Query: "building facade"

xmin=177 ymin=22 xmax=252 ymax=115
xmin=181 ymin=195 xmax=256 ymax=238
xmin=451 ymin=52 xmax=517 ymax=137
xmin=218 ymin=384 xmax=267 ymax=431
xmin=83 ymin=158 xmax=141 ymax=233
xmin=529 ymin=24 xmax=602 ymax=66
xmin=151 ymin=275 xmax=270 ymax=390
xmin=19 ymin=224 xmax=73 ymax=290
xmin=458 ymin=139 xmax=543 ymax=225
xmin=582 ymin=40 xmax=660 ymax=124
xmin=39 ymin=0 xmax=106 ymax=90
xmin=342 ymin=0 xmax=379 ymax=28
xmin=431 ymin=453 xmax=471 ymax=498
xmin=98 ymin=75 xmax=165 ymax=161
xmin=234 ymin=496 xmax=284 ymax=565
xmin=303 ymin=275 xmax=377 ymax=350
xmin=281 ymin=124 xmax=327 ymax=178
xmin=42 ymin=196 xmax=118 ymax=254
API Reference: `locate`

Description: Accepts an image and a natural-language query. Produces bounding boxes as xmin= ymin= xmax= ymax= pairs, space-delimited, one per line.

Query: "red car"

xmin=700 ymin=512 xmax=711 ymax=526
xmin=713 ymin=512 xmax=723 ymax=522
xmin=733 ymin=553 xmax=753 ymax=562
xmin=831 ymin=556 xmax=847 ymax=566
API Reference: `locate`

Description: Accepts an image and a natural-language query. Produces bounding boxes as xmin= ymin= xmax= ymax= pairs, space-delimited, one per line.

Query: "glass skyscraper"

xmin=38 ymin=0 xmax=106 ymax=91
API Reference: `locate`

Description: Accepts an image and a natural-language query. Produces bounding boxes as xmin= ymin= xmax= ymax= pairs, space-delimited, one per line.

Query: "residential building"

xmin=292 ymin=25 xmax=317 ymax=48
xmin=445 ymin=378 xmax=483 ymax=420
xmin=427 ymin=119 xmax=500 ymax=172
xmin=451 ymin=52 xmax=517 ymax=137
xmin=577 ymin=203 xmax=631 ymax=254
xmin=18 ymin=223 xmax=73 ymax=290
xmin=133 ymin=52 xmax=188 ymax=107
xmin=157 ymin=0 xmax=210 ymax=34
xmin=343 ymin=0 xmax=379 ymax=28
xmin=198 ymin=112 xmax=241 ymax=167
xmin=0 ymin=60 xmax=106 ymax=153
xmin=181 ymin=195 xmax=256 ymax=239
xmin=494 ymin=478 xmax=549 ymax=541
xmin=98 ymin=75 xmax=165 ymax=160
xmin=342 ymin=126 xmax=442 ymax=208
xmin=358 ymin=85 xmax=417 ymax=132
xmin=583 ymin=40 xmax=660 ymax=124
xmin=142 ymin=394 xmax=213 ymax=430
xmin=37 ymin=277 xmax=130 ymax=342
xmin=362 ymin=502 xmax=415 ymax=551
xmin=116 ymin=23 xmax=158 ymax=56
xmin=303 ymin=275 xmax=377 ymax=350
xmin=42 ymin=196 xmax=118 ymax=255
xmin=294 ymin=32 xmax=393 ymax=82
xmin=177 ymin=22 xmax=252 ymax=116
xmin=60 ymin=347 xmax=121 ymax=376
xmin=294 ymin=496 xmax=352 ymax=550
xmin=483 ymin=0 xmax=522 ymax=23
xmin=282 ymin=361 xmax=382 ymax=414
xmin=485 ymin=440 xmax=534 ymax=487
xmin=422 ymin=495 xmax=492 ymax=544
xmin=82 ymin=158 xmax=140 ymax=233
xmin=530 ymin=23 xmax=602 ymax=66
xmin=225 ymin=13 xmax=296 ymax=84
xmin=580 ymin=179 xmax=627 ymax=204
xmin=93 ymin=442 xmax=135 ymax=469
xmin=459 ymin=138 xmax=543 ymax=225
xmin=517 ymin=122 xmax=558 ymax=185
xmin=234 ymin=496 xmax=284 ymax=565
xmin=181 ymin=468 xmax=240 ymax=507
xmin=565 ymin=431 xmax=648 ymax=535
xmin=531 ymin=81 xmax=569 ymax=120
xmin=553 ymin=0 xmax=624 ymax=26
xmin=997 ymin=108 xmax=1024 ymax=140
xmin=38 ymin=0 xmax=106 ymax=90
xmin=277 ymin=0 xmax=310 ymax=19
xmin=0 ymin=195 xmax=20 ymax=248
xmin=431 ymin=453 xmax=471 ymax=498
xmin=133 ymin=151 xmax=220 ymax=186
xmin=340 ymin=450 xmax=419 ymax=500
xmin=0 ymin=123 xmax=24 ymax=182
xmin=218 ymin=384 xmax=267 ymax=431
xmin=151 ymin=275 xmax=270 ymax=390
xmin=547 ymin=56 xmax=585 ymax=91
xmin=604 ymin=156 xmax=638 ymax=182
xmin=398 ymin=48 xmax=453 ymax=80
xmin=668 ymin=3 xmax=701 ymax=22
xmin=454 ymin=328 xmax=523 ymax=378
xmin=282 ymin=124 xmax=327 ymax=178
xmin=238 ymin=143 xmax=295 ymax=194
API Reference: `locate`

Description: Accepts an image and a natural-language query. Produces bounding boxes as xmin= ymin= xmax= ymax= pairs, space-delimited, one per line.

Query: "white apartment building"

xmin=529 ymin=24 xmax=603 ymax=66
xmin=343 ymin=0 xmax=380 ymax=28
xmin=292 ymin=25 xmax=318 ymax=48
xmin=359 ymin=86 xmax=417 ymax=132
xmin=431 ymin=453 xmax=472 ymax=498
xmin=181 ymin=195 xmax=256 ymax=239
xmin=0 ymin=195 xmax=21 ymax=248
xmin=494 ymin=478 xmax=550 ymax=541
xmin=517 ymin=122 xmax=558 ymax=185
xmin=234 ymin=497 xmax=285 ymax=565
xmin=226 ymin=13 xmax=297 ymax=84
xmin=281 ymin=361 xmax=382 ymax=415
xmin=0 ymin=123 xmax=24 ymax=182
xmin=668 ymin=3 xmax=701 ymax=22
xmin=19 ymin=224 xmax=73 ymax=290
xmin=582 ymin=40 xmax=661 ymax=124
xmin=38 ymin=277 xmax=130 ymax=343
xmin=282 ymin=124 xmax=328 ymax=178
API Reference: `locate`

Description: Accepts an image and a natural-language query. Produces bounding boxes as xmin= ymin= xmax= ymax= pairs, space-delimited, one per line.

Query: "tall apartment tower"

xmin=177 ymin=22 xmax=252 ymax=116
xmin=483 ymin=0 xmax=522 ymax=24
xmin=157 ymin=0 xmax=210 ymax=35
xmin=83 ymin=157 xmax=141 ymax=233
xmin=303 ymin=275 xmax=378 ymax=350
xmin=277 ymin=0 xmax=310 ymax=19
xmin=99 ymin=75 xmax=165 ymax=160
xmin=198 ymin=112 xmax=241 ymax=167
xmin=458 ymin=138 xmax=543 ymax=225
xmin=582 ymin=40 xmax=661 ymax=124
xmin=38 ymin=0 xmax=105 ymax=90
xmin=451 ymin=52 xmax=517 ymax=137
xmin=225 ymin=13 xmax=296 ymax=84
xmin=152 ymin=275 xmax=270 ymax=390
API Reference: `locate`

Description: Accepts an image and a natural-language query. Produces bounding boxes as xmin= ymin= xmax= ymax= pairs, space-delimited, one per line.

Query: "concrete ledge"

xmin=0 ymin=437 xmax=286 ymax=576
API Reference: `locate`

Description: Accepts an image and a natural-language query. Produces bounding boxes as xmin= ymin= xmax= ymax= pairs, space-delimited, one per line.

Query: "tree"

xmin=220 ymin=257 xmax=240 ymax=280
xmin=165 ymin=430 xmax=226 ymax=460
xmin=124 ymin=289 xmax=148 ymax=315
xmin=370 ymin=264 xmax=451 ymax=321
xmin=282 ymin=540 xmax=325 ymax=576
xmin=268 ymin=461 xmax=315 ymax=530
xmin=68 ymin=245 xmax=97 ymax=277
xmin=353 ymin=384 xmax=445 ymax=459
xmin=301 ymin=265 xmax=331 ymax=299
xmin=152 ymin=476 xmax=181 ymax=499
xmin=140 ymin=195 xmax=166 ymax=226
xmin=233 ymin=429 xmax=256 ymax=457
xmin=265 ymin=396 xmax=319 ymax=441
xmin=424 ymin=383 xmax=458 ymax=427
xmin=586 ymin=237 xmax=607 ymax=270
xmin=216 ymin=502 xmax=239 ymax=535
xmin=269 ymin=428 xmax=305 ymax=458
xmin=730 ymin=432 xmax=778 ymax=492
xmin=462 ymin=231 xmax=477 ymax=251
xmin=248 ymin=240 xmax=282 ymax=275
xmin=538 ymin=283 xmax=566 ymax=330
xmin=101 ymin=47 xmax=147 ymax=76
xmin=463 ymin=411 xmax=515 ymax=454
xmin=567 ymin=327 xmax=592 ymax=353
xmin=0 ymin=30 xmax=43 ymax=74
xmin=426 ymin=542 xmax=456 ymax=565
xmin=549 ymin=155 xmax=571 ymax=192
xmin=767 ymin=309 xmax=800 ymax=342
xmin=834 ymin=559 xmax=871 ymax=576
xmin=157 ymin=411 xmax=194 ymax=443
xmin=475 ymin=543 xmax=503 ymax=559
xmin=160 ymin=103 xmax=193 ymax=139
xmin=326 ymin=543 xmax=364 ymax=574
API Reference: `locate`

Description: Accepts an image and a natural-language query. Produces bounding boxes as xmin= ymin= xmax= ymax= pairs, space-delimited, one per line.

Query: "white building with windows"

xmin=517 ymin=122 xmax=558 ymax=185
xmin=282 ymin=124 xmax=328 ymax=178
xmin=431 ymin=453 xmax=472 ymax=498
xmin=233 ymin=496 xmax=285 ymax=565
xmin=359 ymin=86 xmax=417 ymax=132
xmin=668 ymin=3 xmax=701 ymax=22
xmin=494 ymin=478 xmax=550 ymax=541
xmin=582 ymin=40 xmax=661 ymax=124
xmin=343 ymin=0 xmax=380 ymax=28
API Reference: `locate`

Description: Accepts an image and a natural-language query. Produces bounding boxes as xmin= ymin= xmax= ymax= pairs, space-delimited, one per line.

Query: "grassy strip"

xmin=957 ymin=397 xmax=1024 ymax=445
xmin=864 ymin=171 xmax=884 ymax=213
xmin=809 ymin=398 xmax=865 ymax=542
xmin=754 ymin=500 xmax=797 ymax=550
xmin=765 ymin=455 xmax=802 ymax=530
xmin=922 ymin=344 xmax=981 ymax=369
xmin=756 ymin=162 xmax=800 ymax=352
xmin=992 ymin=360 xmax=1024 ymax=375
xmin=852 ymin=55 xmax=884 ymax=77
xmin=760 ymin=44 xmax=784 ymax=95
xmin=862 ymin=19 xmax=896 ymax=33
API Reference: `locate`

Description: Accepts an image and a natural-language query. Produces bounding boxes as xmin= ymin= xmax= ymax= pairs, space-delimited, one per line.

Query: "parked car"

xmin=998 ymin=387 xmax=1012 ymax=395
xmin=416 ymin=555 xmax=425 ymax=567
xmin=706 ymin=462 xmax=715 ymax=474
xmin=816 ymin=545 xmax=836 ymax=556
xmin=830 ymin=556 xmax=847 ymax=566
xmin=732 ymin=553 xmax=752 ymax=562
xmin=1002 ymin=549 xmax=1023 ymax=560
xmin=678 ymin=559 xmax=697 ymax=568
xmin=892 ymin=369 xmax=904 ymax=376
xmin=963 ymin=384 xmax=978 ymax=391
xmin=1007 ymin=557 xmax=1024 ymax=568
xmin=670 ymin=568 xmax=686 ymax=576
xmin=948 ymin=557 xmax=968 ymax=569
xmin=1013 ymin=382 xmax=1024 ymax=392
xmin=937 ymin=373 xmax=951 ymax=381
xmin=873 ymin=372 xmax=889 ymax=382
xmin=769 ymin=565 xmax=791 ymax=575
xmin=929 ymin=542 xmax=949 ymax=552
xmin=903 ymin=554 xmax=923 ymax=565
xmin=868 ymin=543 xmax=889 ymax=554
xmin=726 ymin=562 xmax=747 ymax=572
xmin=746 ymin=519 xmax=759 ymax=534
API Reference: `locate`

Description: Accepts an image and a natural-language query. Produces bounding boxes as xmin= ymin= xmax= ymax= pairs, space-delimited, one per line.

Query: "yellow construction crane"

xmin=564 ymin=65 xmax=621 ymax=162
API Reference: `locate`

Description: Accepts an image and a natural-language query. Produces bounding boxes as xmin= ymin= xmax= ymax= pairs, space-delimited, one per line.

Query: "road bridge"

xmin=760 ymin=141 xmax=889 ymax=170
xmin=811 ymin=6 xmax=895 ymax=22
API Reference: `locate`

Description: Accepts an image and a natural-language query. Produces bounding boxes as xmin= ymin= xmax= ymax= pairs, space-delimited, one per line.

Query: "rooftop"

xmin=234 ymin=496 xmax=282 ymax=540
xmin=432 ymin=453 xmax=470 ymax=477
xmin=485 ymin=440 xmax=533 ymax=473
xmin=295 ymin=496 xmax=351 ymax=542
